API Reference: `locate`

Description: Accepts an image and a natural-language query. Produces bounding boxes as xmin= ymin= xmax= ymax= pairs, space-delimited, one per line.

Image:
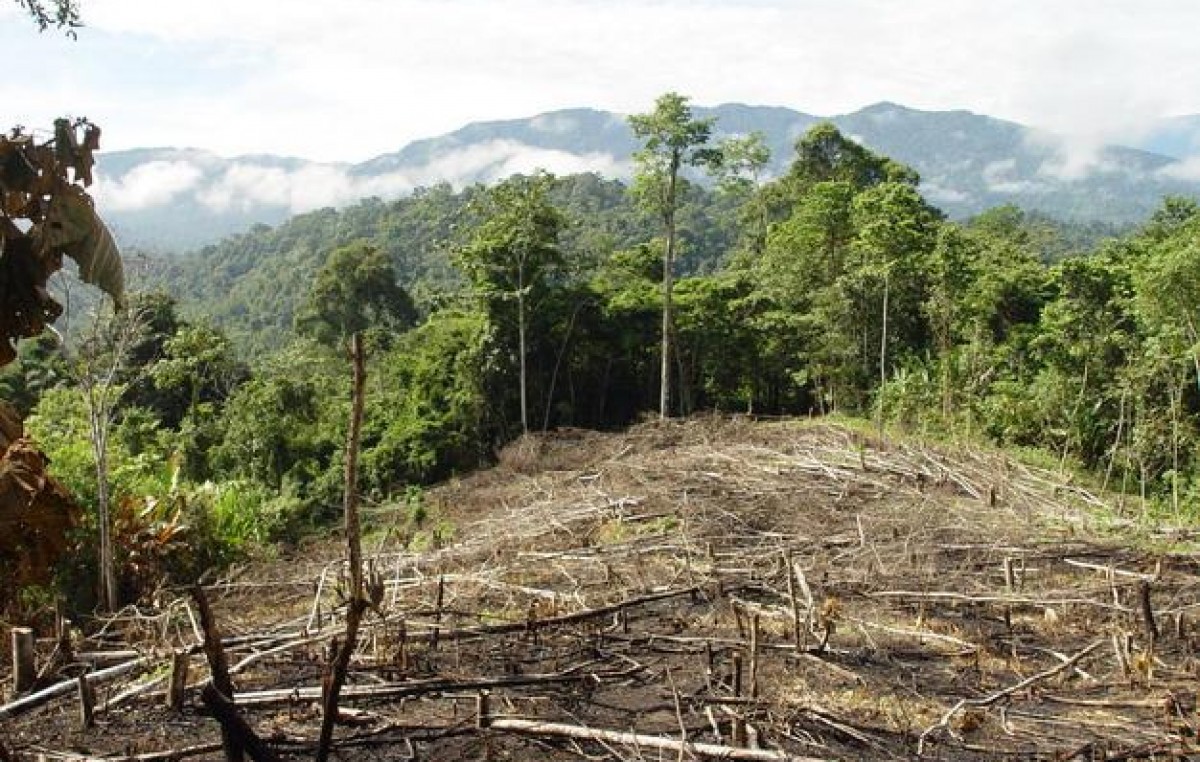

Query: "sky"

xmin=4 ymin=0 xmax=1200 ymax=164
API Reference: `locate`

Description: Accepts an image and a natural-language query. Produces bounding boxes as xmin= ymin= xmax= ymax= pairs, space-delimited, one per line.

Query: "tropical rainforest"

xmin=5 ymin=93 xmax=1200 ymax=614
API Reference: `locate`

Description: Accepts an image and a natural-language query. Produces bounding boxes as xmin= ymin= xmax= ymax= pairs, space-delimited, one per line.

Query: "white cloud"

xmin=92 ymin=142 xmax=627 ymax=216
xmin=921 ymin=180 xmax=971 ymax=207
xmin=982 ymin=159 xmax=1048 ymax=195
xmin=1157 ymin=157 xmax=1200 ymax=182
xmin=530 ymin=114 xmax=579 ymax=135
xmin=7 ymin=1 xmax=1200 ymax=162
xmin=197 ymin=163 xmax=358 ymax=213
xmin=95 ymin=160 xmax=203 ymax=211
xmin=406 ymin=140 xmax=627 ymax=187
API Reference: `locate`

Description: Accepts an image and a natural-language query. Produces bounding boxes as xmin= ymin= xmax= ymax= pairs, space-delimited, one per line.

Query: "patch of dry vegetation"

xmin=4 ymin=417 xmax=1199 ymax=760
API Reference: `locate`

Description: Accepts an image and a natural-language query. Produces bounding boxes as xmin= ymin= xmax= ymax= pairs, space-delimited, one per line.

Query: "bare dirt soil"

xmin=4 ymin=417 xmax=1200 ymax=760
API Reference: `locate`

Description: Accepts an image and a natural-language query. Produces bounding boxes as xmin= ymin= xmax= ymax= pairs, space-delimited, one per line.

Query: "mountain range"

xmin=93 ymin=103 xmax=1200 ymax=252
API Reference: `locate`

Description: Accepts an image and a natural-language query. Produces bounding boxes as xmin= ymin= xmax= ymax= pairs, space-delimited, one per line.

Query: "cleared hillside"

xmin=3 ymin=418 xmax=1197 ymax=760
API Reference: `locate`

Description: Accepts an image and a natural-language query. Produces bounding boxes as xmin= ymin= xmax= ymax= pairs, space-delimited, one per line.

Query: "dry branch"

xmin=917 ymin=639 xmax=1104 ymax=755
xmin=487 ymin=718 xmax=831 ymax=761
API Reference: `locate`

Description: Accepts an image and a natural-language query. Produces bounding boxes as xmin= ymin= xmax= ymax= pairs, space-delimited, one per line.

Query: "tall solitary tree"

xmin=296 ymin=241 xmax=415 ymax=761
xmin=629 ymin=92 xmax=718 ymax=419
xmin=455 ymin=172 xmax=563 ymax=434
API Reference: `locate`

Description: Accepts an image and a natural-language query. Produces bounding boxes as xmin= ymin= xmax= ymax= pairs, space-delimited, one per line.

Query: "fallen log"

xmin=394 ymin=586 xmax=701 ymax=643
xmin=0 ymin=655 xmax=152 ymax=720
xmin=231 ymin=666 xmax=638 ymax=708
xmin=486 ymin=718 xmax=831 ymax=762
xmin=12 ymin=743 xmax=224 ymax=762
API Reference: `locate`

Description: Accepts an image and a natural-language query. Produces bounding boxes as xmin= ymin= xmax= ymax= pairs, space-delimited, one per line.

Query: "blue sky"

xmin=4 ymin=0 xmax=1199 ymax=162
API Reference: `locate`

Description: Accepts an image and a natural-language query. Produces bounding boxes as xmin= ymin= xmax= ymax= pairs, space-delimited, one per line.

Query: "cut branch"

xmin=488 ymin=718 xmax=831 ymax=761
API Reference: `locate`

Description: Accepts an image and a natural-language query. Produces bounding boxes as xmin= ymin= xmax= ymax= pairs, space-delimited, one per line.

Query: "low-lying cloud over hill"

xmin=94 ymin=103 xmax=1200 ymax=252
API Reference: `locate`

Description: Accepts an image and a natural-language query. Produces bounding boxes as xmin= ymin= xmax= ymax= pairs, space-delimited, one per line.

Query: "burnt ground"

xmin=4 ymin=417 xmax=1200 ymax=760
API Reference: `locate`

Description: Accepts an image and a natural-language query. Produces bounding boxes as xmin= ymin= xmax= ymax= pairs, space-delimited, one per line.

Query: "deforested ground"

xmin=4 ymin=417 xmax=1199 ymax=760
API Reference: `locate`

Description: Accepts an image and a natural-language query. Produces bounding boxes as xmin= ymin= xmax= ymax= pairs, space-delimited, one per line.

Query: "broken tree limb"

xmin=200 ymin=685 xmax=281 ymax=762
xmin=486 ymin=718 xmax=831 ymax=761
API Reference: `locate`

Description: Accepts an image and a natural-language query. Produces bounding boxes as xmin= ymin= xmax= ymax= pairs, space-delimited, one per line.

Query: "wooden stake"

xmin=431 ymin=575 xmax=445 ymax=652
xmin=476 ymin=690 xmax=491 ymax=728
xmin=1003 ymin=557 xmax=1014 ymax=631
xmin=12 ymin=627 xmax=35 ymax=694
xmin=748 ymin=615 xmax=760 ymax=700
xmin=731 ymin=652 xmax=743 ymax=698
xmin=397 ymin=618 xmax=409 ymax=672
xmin=704 ymin=641 xmax=715 ymax=690
xmin=76 ymin=673 xmax=95 ymax=729
xmin=167 ymin=651 xmax=189 ymax=711
xmin=1139 ymin=580 xmax=1159 ymax=646
xmin=783 ymin=550 xmax=802 ymax=651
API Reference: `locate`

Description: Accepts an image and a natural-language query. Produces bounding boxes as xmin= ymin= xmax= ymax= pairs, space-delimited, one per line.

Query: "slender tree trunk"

xmin=543 ymin=303 xmax=580 ymax=432
xmin=877 ymin=269 xmax=890 ymax=433
xmin=518 ymin=273 xmax=528 ymax=435
xmin=1170 ymin=377 xmax=1181 ymax=518
xmin=343 ymin=332 xmax=366 ymax=604
xmin=316 ymin=331 xmax=367 ymax=762
xmin=660 ymin=155 xmax=680 ymax=421
xmin=1184 ymin=315 xmax=1200 ymax=396
xmin=1103 ymin=387 xmax=1127 ymax=493
xmin=1061 ymin=361 xmax=1090 ymax=472
xmin=86 ymin=385 xmax=118 ymax=612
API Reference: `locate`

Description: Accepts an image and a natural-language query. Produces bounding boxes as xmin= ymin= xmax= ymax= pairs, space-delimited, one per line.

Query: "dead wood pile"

xmin=3 ymin=417 xmax=1199 ymax=760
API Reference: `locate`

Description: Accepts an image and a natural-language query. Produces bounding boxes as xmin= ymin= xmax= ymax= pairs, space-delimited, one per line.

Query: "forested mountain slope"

xmin=98 ymin=102 xmax=1197 ymax=250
